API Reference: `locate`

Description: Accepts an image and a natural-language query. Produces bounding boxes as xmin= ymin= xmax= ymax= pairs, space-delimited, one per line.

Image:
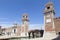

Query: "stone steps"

xmin=44 ymin=32 xmax=58 ymax=39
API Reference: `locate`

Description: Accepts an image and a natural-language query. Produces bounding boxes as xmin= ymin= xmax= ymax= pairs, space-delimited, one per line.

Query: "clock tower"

xmin=44 ymin=2 xmax=55 ymax=32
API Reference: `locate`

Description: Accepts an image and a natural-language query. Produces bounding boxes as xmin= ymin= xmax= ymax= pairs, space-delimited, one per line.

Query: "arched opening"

xmin=47 ymin=6 xmax=50 ymax=9
xmin=58 ymin=32 xmax=60 ymax=35
xmin=28 ymin=30 xmax=44 ymax=39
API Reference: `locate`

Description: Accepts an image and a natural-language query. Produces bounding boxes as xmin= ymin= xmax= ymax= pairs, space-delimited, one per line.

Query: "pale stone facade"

xmin=44 ymin=2 xmax=55 ymax=32
xmin=0 ymin=13 xmax=29 ymax=39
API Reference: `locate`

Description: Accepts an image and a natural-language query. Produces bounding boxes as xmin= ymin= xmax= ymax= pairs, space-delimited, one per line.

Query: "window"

xmin=47 ymin=7 xmax=50 ymax=9
xmin=14 ymin=29 xmax=16 ymax=33
xmin=25 ymin=16 xmax=27 ymax=18
xmin=46 ymin=19 xmax=51 ymax=23
xmin=23 ymin=16 xmax=27 ymax=18
xmin=12 ymin=29 xmax=17 ymax=33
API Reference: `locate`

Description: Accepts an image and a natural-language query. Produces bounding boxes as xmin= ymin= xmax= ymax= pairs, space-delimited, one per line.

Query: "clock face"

xmin=46 ymin=19 xmax=51 ymax=23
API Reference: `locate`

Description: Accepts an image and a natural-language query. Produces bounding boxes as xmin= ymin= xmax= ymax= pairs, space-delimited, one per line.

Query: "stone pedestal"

xmin=21 ymin=32 xmax=28 ymax=37
xmin=43 ymin=31 xmax=58 ymax=39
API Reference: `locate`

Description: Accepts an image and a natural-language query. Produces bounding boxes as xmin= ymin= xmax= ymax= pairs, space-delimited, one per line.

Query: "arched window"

xmin=47 ymin=6 xmax=50 ymax=9
xmin=12 ymin=28 xmax=17 ymax=33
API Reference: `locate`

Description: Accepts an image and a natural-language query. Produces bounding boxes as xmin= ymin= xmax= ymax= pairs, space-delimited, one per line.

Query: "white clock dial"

xmin=46 ymin=19 xmax=51 ymax=23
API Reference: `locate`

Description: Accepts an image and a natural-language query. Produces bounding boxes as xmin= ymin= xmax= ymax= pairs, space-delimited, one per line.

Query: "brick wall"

xmin=54 ymin=17 xmax=60 ymax=33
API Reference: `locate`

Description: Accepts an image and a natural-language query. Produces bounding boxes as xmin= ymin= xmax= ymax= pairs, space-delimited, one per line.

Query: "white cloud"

xmin=0 ymin=24 xmax=13 ymax=28
xmin=0 ymin=23 xmax=44 ymax=30
xmin=29 ymin=24 xmax=44 ymax=30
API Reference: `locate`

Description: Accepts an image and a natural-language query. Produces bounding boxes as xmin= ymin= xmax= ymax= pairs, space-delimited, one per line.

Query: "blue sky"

xmin=0 ymin=0 xmax=60 ymax=29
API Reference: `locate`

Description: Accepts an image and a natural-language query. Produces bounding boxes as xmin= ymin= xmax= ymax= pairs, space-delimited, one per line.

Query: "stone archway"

xmin=58 ymin=32 xmax=60 ymax=35
xmin=28 ymin=30 xmax=44 ymax=39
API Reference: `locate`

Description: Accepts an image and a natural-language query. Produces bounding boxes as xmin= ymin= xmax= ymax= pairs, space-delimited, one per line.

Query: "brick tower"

xmin=43 ymin=2 xmax=57 ymax=39
xmin=21 ymin=13 xmax=29 ymax=37
xmin=44 ymin=2 xmax=55 ymax=32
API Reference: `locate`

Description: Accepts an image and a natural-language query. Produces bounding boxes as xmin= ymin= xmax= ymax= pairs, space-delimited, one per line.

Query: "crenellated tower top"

xmin=44 ymin=2 xmax=55 ymax=15
xmin=22 ymin=13 xmax=29 ymax=22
